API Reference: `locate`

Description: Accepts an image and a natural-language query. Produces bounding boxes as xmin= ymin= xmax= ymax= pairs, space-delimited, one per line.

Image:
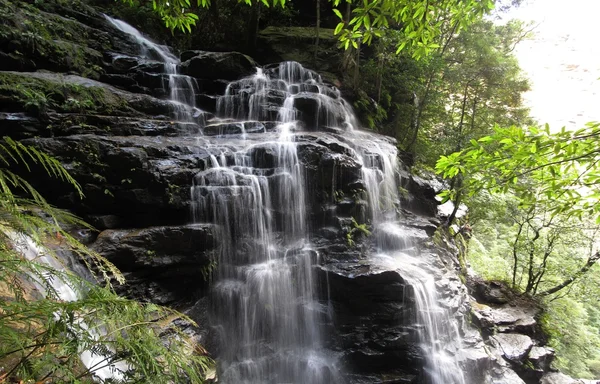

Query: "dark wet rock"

xmin=180 ymin=51 xmax=257 ymax=81
xmin=257 ymin=27 xmax=342 ymax=75
xmin=471 ymin=302 xmax=539 ymax=337
xmin=196 ymin=94 xmax=218 ymax=113
xmin=528 ymin=346 xmax=555 ymax=373
xmin=106 ymin=54 xmax=142 ymax=74
xmin=21 ymin=135 xmax=210 ymax=225
xmin=471 ymin=279 xmax=513 ymax=304
xmin=88 ymin=214 xmax=122 ymax=230
xmin=92 ymin=224 xmax=216 ymax=304
xmin=203 ymin=121 xmax=265 ymax=136
xmin=293 ymin=94 xmax=345 ymax=130
xmin=0 ymin=113 xmax=42 ymax=139
xmin=398 ymin=170 xmax=440 ymax=217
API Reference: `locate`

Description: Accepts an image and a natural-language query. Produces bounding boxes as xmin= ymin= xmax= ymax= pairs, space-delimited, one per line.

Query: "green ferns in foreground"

xmin=0 ymin=137 xmax=212 ymax=383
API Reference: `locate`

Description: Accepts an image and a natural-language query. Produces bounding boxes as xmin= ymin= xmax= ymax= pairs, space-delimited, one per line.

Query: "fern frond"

xmin=0 ymin=137 xmax=84 ymax=199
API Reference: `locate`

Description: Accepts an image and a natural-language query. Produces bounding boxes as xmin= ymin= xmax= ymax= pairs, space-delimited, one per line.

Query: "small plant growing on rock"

xmin=346 ymin=217 xmax=371 ymax=247
xmin=15 ymin=85 xmax=54 ymax=117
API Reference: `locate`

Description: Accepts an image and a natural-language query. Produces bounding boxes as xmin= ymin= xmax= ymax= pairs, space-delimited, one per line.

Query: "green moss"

xmin=0 ymin=0 xmax=105 ymax=77
xmin=0 ymin=72 xmax=129 ymax=116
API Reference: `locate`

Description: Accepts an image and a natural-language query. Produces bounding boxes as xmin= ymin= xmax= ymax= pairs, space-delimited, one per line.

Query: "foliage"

xmin=119 ymin=0 xmax=287 ymax=33
xmin=0 ymin=137 xmax=212 ymax=382
xmin=436 ymin=122 xmax=600 ymax=223
xmin=121 ymin=0 xmax=491 ymax=58
xmin=443 ymin=123 xmax=600 ymax=376
xmin=345 ymin=217 xmax=371 ymax=247
xmin=331 ymin=0 xmax=494 ymax=59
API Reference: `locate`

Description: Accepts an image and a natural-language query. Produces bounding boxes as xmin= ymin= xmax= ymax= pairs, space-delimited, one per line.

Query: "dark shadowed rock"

xmin=180 ymin=51 xmax=257 ymax=81
xmin=92 ymin=224 xmax=216 ymax=304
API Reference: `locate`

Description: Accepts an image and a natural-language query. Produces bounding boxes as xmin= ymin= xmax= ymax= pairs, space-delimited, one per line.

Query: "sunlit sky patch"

xmin=500 ymin=0 xmax=600 ymax=129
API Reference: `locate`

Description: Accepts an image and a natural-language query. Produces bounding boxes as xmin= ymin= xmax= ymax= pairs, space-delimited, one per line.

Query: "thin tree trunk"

xmin=345 ymin=1 xmax=351 ymax=23
xmin=377 ymin=53 xmax=384 ymax=103
xmin=406 ymin=21 xmax=459 ymax=152
xmin=446 ymin=176 xmax=463 ymax=226
xmin=314 ymin=0 xmax=321 ymax=67
xmin=210 ymin=0 xmax=219 ymax=18
xmin=538 ymin=252 xmax=600 ymax=297
xmin=353 ymin=41 xmax=361 ymax=88
xmin=512 ymin=222 xmax=524 ymax=289
xmin=246 ymin=2 xmax=261 ymax=53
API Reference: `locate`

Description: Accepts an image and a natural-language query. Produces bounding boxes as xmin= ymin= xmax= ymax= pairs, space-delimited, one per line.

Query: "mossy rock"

xmin=0 ymin=71 xmax=133 ymax=118
xmin=0 ymin=0 xmax=108 ymax=77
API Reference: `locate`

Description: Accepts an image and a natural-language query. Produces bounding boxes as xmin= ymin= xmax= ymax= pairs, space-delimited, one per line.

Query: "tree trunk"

xmin=406 ymin=22 xmax=459 ymax=153
xmin=210 ymin=0 xmax=219 ymax=18
xmin=353 ymin=41 xmax=361 ymax=88
xmin=538 ymin=252 xmax=600 ymax=297
xmin=314 ymin=0 xmax=321 ymax=67
xmin=446 ymin=176 xmax=463 ymax=226
xmin=246 ymin=2 xmax=261 ymax=53
xmin=345 ymin=1 xmax=351 ymax=23
xmin=511 ymin=222 xmax=524 ymax=289
xmin=377 ymin=53 xmax=384 ymax=103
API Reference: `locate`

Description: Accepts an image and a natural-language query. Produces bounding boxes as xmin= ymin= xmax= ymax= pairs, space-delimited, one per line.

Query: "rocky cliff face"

xmin=0 ymin=1 xmax=570 ymax=383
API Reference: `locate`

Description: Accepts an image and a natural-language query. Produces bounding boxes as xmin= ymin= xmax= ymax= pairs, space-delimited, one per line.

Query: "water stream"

xmin=191 ymin=63 xmax=342 ymax=384
xmin=105 ymin=15 xmax=201 ymax=122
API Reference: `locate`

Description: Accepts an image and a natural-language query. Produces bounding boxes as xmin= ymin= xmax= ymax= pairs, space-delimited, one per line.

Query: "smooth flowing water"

xmin=191 ymin=63 xmax=343 ymax=383
xmin=104 ymin=15 xmax=201 ymax=122
xmin=195 ymin=61 xmax=467 ymax=383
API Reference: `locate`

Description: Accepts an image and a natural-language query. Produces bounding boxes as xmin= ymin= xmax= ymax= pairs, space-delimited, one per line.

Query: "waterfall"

xmin=10 ymin=233 xmax=129 ymax=382
xmin=91 ymin=17 xmax=467 ymax=380
xmin=191 ymin=63 xmax=341 ymax=383
xmin=104 ymin=15 xmax=202 ymax=123
xmin=192 ymin=61 xmax=467 ymax=383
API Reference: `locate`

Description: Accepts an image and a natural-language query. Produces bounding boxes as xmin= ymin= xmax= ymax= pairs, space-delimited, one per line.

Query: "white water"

xmin=104 ymin=15 xmax=201 ymax=122
xmin=193 ymin=61 xmax=467 ymax=382
xmin=10 ymin=233 xmax=129 ymax=381
xmin=192 ymin=63 xmax=341 ymax=383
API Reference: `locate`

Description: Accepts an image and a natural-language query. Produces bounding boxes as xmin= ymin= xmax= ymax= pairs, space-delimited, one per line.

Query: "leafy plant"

xmin=15 ymin=85 xmax=54 ymax=117
xmin=346 ymin=217 xmax=371 ymax=247
xmin=0 ymin=137 xmax=213 ymax=382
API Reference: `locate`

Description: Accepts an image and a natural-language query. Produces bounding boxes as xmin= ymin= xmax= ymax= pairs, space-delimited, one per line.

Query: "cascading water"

xmin=104 ymin=15 xmax=201 ymax=122
xmin=90 ymin=17 xmax=467 ymax=379
xmin=191 ymin=63 xmax=342 ymax=383
xmin=193 ymin=61 xmax=467 ymax=383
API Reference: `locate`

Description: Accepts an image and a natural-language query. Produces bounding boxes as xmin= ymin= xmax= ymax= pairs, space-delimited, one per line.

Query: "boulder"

xmin=491 ymin=333 xmax=533 ymax=362
xmin=528 ymin=346 xmax=555 ymax=372
xmin=540 ymin=372 xmax=587 ymax=384
xmin=92 ymin=224 xmax=216 ymax=304
xmin=180 ymin=51 xmax=257 ymax=81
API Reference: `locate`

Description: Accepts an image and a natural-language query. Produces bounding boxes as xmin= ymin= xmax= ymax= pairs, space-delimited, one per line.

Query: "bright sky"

xmin=501 ymin=0 xmax=600 ymax=129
